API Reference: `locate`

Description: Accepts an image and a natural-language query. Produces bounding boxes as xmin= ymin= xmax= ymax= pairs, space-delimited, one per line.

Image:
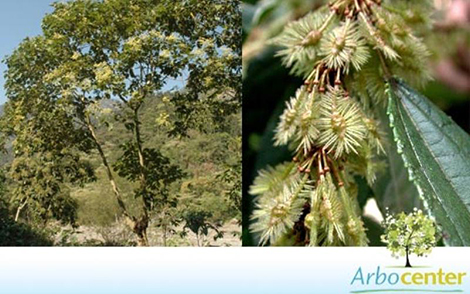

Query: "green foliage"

xmin=113 ymin=142 xmax=184 ymax=210
xmin=387 ymin=79 xmax=470 ymax=246
xmin=0 ymin=169 xmax=5 ymax=197
xmin=0 ymin=198 xmax=53 ymax=246
xmin=158 ymin=0 xmax=241 ymax=136
xmin=182 ymin=207 xmax=222 ymax=247
xmin=381 ymin=209 xmax=438 ymax=267
xmin=73 ymin=166 xmax=125 ymax=227
xmin=71 ymin=98 xmax=241 ymax=244
xmin=217 ymin=159 xmax=242 ymax=221
xmin=0 ymin=45 xmax=96 ymax=225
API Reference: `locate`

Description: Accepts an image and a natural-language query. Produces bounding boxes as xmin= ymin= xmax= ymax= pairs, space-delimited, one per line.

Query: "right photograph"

xmin=243 ymin=0 xmax=470 ymax=247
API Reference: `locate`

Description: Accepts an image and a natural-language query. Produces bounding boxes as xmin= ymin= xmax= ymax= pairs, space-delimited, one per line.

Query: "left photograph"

xmin=0 ymin=0 xmax=241 ymax=246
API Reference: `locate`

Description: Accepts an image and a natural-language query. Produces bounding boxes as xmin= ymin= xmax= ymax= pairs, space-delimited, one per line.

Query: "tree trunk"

xmin=163 ymin=224 xmax=167 ymax=247
xmin=85 ymin=114 xmax=130 ymax=216
xmin=132 ymin=107 xmax=151 ymax=247
xmin=133 ymin=108 xmax=149 ymax=205
xmin=133 ymin=215 xmax=149 ymax=246
xmin=405 ymin=246 xmax=412 ymax=268
xmin=84 ymin=113 xmax=150 ymax=245
xmin=136 ymin=230 xmax=149 ymax=246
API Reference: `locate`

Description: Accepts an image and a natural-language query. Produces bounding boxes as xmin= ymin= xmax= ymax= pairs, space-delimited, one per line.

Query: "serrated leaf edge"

xmin=385 ymin=81 xmax=467 ymax=246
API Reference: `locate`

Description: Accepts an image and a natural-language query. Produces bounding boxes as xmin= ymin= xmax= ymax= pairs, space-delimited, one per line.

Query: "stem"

xmin=406 ymin=228 xmax=415 ymax=248
xmin=377 ymin=50 xmax=392 ymax=80
xmin=14 ymin=200 xmax=27 ymax=222
xmin=334 ymin=69 xmax=342 ymax=87
xmin=354 ymin=0 xmax=362 ymax=12
xmin=306 ymin=87 xmax=317 ymax=111
xmin=318 ymin=12 xmax=336 ymax=33
xmin=358 ymin=11 xmax=389 ymax=53
xmin=306 ymin=63 xmax=323 ymax=92
xmin=317 ymin=152 xmax=325 ymax=181
xmin=319 ymin=68 xmax=329 ymax=92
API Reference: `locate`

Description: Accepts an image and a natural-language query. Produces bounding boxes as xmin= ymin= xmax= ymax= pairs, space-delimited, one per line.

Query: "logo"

xmin=349 ymin=210 xmax=467 ymax=293
xmin=382 ymin=209 xmax=437 ymax=268
xmin=351 ymin=267 xmax=467 ymax=289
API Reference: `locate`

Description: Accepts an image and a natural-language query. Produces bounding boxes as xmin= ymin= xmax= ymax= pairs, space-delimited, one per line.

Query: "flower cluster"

xmin=251 ymin=0 xmax=432 ymax=246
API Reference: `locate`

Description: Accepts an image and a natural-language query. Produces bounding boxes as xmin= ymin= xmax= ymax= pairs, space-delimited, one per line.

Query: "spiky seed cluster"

xmin=275 ymin=86 xmax=371 ymax=159
xmin=319 ymin=21 xmax=370 ymax=73
xmin=356 ymin=4 xmax=431 ymax=87
xmin=274 ymin=87 xmax=311 ymax=146
xmin=317 ymin=86 xmax=367 ymax=158
xmin=251 ymin=175 xmax=311 ymax=245
xmin=295 ymin=109 xmax=320 ymax=155
xmin=272 ymin=0 xmax=431 ymax=85
xmin=316 ymin=177 xmax=345 ymax=244
xmin=272 ymin=7 xmax=337 ymax=77
xmin=250 ymin=0 xmax=433 ymax=246
xmin=249 ymin=162 xmax=297 ymax=196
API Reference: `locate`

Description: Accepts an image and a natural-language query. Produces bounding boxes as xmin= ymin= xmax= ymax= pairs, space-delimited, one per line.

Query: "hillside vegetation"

xmin=0 ymin=94 xmax=241 ymax=246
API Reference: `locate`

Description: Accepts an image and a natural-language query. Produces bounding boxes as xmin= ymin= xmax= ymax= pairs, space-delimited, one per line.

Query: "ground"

xmin=54 ymin=219 xmax=241 ymax=247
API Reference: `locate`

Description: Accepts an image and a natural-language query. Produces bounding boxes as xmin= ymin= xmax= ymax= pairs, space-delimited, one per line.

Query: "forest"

xmin=0 ymin=0 xmax=241 ymax=246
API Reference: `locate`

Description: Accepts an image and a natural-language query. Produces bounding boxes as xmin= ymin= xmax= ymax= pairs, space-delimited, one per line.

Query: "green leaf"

xmin=372 ymin=110 xmax=422 ymax=215
xmin=387 ymin=79 xmax=470 ymax=246
xmin=251 ymin=0 xmax=278 ymax=26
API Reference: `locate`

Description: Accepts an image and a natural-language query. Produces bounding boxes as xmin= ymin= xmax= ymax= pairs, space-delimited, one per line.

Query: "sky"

xmin=0 ymin=0 xmax=185 ymax=105
xmin=0 ymin=0 xmax=56 ymax=104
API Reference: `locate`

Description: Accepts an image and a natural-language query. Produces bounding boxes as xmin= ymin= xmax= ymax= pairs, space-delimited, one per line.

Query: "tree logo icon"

xmin=381 ymin=209 xmax=439 ymax=268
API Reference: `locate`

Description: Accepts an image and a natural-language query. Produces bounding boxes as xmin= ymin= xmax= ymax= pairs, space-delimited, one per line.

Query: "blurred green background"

xmin=242 ymin=0 xmax=470 ymax=246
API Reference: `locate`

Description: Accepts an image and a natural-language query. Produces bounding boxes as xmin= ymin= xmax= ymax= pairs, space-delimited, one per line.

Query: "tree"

xmin=381 ymin=209 xmax=438 ymax=267
xmin=1 ymin=37 xmax=95 ymax=226
xmin=182 ymin=208 xmax=222 ymax=247
xmin=4 ymin=0 xmax=182 ymax=245
xmin=2 ymin=0 xmax=239 ymax=246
